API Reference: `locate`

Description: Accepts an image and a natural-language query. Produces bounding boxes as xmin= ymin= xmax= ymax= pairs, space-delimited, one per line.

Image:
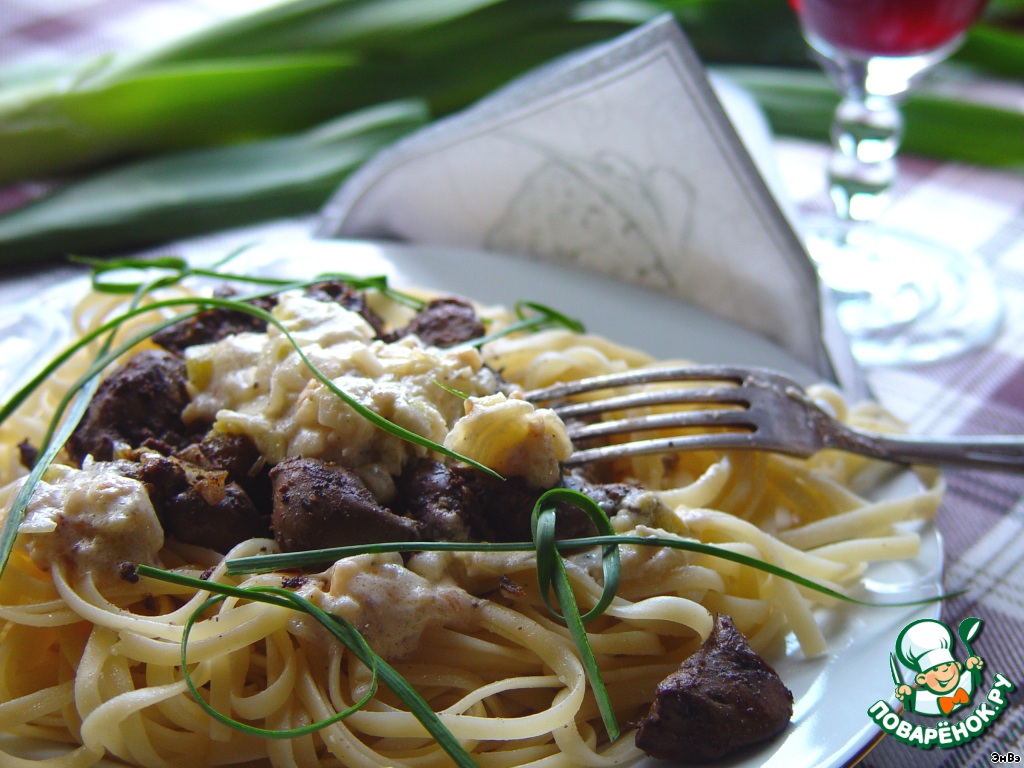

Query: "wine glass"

xmin=788 ymin=0 xmax=1003 ymax=366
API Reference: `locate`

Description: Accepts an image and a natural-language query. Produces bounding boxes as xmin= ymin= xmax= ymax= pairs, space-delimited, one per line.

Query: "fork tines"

xmin=524 ymin=364 xmax=1024 ymax=472
xmin=524 ymin=365 xmax=766 ymax=464
xmin=523 ymin=364 xmax=751 ymax=403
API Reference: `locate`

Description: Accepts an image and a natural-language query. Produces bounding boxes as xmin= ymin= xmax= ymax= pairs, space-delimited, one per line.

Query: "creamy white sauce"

xmin=16 ymin=460 xmax=163 ymax=583
xmin=302 ymin=552 xmax=475 ymax=661
xmin=184 ymin=292 xmax=502 ymax=478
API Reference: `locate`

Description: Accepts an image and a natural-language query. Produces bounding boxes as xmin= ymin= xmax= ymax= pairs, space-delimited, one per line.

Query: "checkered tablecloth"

xmin=777 ymin=140 xmax=1024 ymax=765
xmin=2 ymin=2 xmax=1024 ymax=766
xmin=774 ymin=140 xmax=1024 ymax=768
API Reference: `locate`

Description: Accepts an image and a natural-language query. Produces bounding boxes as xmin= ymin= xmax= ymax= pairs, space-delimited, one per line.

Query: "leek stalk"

xmin=0 ymin=0 xmax=1020 ymax=264
xmin=0 ymin=101 xmax=427 ymax=262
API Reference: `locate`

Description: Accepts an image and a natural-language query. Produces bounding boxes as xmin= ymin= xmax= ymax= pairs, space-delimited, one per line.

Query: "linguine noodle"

xmin=0 ymin=273 xmax=942 ymax=767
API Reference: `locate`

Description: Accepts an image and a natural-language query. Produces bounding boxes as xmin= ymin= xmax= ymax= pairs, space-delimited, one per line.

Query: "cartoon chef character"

xmin=894 ymin=619 xmax=984 ymax=717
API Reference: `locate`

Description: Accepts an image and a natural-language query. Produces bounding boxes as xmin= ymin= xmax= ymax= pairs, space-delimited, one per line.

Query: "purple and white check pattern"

xmin=779 ymin=139 xmax=1024 ymax=765
xmin=2 ymin=2 xmax=1024 ymax=766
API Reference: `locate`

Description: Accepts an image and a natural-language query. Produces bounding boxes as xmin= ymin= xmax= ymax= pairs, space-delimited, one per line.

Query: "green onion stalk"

xmin=135 ymin=485 xmax=948 ymax=763
xmin=0 ymin=256 xmax=586 ymax=579
xmin=0 ymin=256 xmax=951 ymax=765
xmin=0 ymin=0 xmax=1021 ymax=265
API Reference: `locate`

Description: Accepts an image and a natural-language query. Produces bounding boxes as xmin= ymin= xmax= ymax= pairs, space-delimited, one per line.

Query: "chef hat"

xmin=896 ymin=619 xmax=956 ymax=673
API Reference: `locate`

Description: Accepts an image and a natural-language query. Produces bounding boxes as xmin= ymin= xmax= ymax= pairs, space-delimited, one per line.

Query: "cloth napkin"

xmin=317 ymin=15 xmax=861 ymax=393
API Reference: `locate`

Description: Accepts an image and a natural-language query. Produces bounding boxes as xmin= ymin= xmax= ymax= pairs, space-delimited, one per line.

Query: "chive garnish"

xmin=225 ymin=533 xmax=949 ymax=609
xmin=456 ymin=300 xmax=586 ymax=350
xmin=72 ymin=252 xmax=425 ymax=309
xmin=531 ymin=489 xmax=622 ymax=740
xmin=530 ymin=488 xmax=621 ymax=623
xmin=225 ymin=487 xmax=952 ymax=748
xmin=135 ymin=565 xmax=480 ymax=767
xmin=0 ymin=260 xmax=481 ymax=581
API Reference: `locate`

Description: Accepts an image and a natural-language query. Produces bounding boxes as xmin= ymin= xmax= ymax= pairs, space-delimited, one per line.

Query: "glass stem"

xmin=815 ymin=53 xmax=909 ymax=224
xmin=806 ymin=33 xmax=963 ymax=225
xmin=827 ymin=91 xmax=902 ymax=223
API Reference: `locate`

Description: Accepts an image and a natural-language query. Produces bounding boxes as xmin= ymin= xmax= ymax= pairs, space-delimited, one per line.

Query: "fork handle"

xmin=830 ymin=429 xmax=1024 ymax=473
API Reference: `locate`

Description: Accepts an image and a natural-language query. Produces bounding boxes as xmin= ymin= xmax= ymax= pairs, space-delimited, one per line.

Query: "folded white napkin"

xmin=317 ymin=16 xmax=859 ymax=392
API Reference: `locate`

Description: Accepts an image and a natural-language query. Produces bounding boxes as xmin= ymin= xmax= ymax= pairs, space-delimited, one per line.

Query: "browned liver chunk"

xmin=386 ymin=298 xmax=484 ymax=348
xmin=175 ymin=431 xmax=272 ymax=515
xmin=66 ymin=350 xmax=193 ymax=464
xmin=634 ymin=614 xmax=793 ymax=763
xmin=270 ymin=456 xmax=422 ymax=553
xmin=391 ymin=462 xmax=624 ymax=545
xmin=140 ymin=453 xmax=270 ymax=553
xmin=393 ymin=459 xmax=480 ymax=542
xmin=152 ymin=293 xmax=275 ymax=354
xmin=303 ymin=280 xmax=385 ymax=335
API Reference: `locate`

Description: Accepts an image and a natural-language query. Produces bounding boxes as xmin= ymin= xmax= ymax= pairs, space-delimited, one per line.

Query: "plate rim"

xmin=0 ymin=237 xmax=944 ymax=768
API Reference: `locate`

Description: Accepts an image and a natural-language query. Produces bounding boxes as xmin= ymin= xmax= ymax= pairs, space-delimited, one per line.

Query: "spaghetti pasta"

xmin=0 ymin=265 xmax=942 ymax=768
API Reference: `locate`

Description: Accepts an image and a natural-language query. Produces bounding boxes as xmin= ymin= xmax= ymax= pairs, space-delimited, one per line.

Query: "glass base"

xmin=804 ymin=221 xmax=1004 ymax=366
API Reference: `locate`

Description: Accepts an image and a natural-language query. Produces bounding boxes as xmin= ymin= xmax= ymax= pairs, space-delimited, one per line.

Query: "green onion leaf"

xmin=0 ymin=101 xmax=428 ymax=265
xmin=958 ymin=23 xmax=1024 ymax=80
xmin=530 ymin=489 xmax=620 ymax=623
xmin=69 ymin=251 xmax=422 ymax=308
xmin=182 ymin=593 xmax=379 ymax=738
xmin=457 ymin=301 xmax=586 ymax=350
xmin=224 ymin=534 xmax=953 ymax=609
xmin=0 ymin=53 xmax=368 ymax=183
xmin=136 ymin=565 xmax=480 ymax=767
xmin=530 ymin=489 xmax=621 ymax=741
xmin=722 ymin=65 xmax=1024 ymax=168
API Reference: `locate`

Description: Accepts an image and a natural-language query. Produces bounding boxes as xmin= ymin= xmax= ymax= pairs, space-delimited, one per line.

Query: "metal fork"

xmin=523 ymin=364 xmax=1024 ymax=472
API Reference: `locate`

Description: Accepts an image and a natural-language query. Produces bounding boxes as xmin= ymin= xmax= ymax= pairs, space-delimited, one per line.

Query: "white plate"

xmin=0 ymin=239 xmax=942 ymax=768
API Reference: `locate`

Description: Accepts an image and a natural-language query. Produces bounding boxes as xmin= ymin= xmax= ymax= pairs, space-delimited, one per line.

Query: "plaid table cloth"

xmin=2 ymin=2 xmax=1023 ymax=766
xmin=776 ymin=139 xmax=1024 ymax=763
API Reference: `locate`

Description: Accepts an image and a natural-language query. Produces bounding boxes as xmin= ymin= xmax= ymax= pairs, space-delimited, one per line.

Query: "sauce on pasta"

xmin=0 ymin=272 xmax=942 ymax=767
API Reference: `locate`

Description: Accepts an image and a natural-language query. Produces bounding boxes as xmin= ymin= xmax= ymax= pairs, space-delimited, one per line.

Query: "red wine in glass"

xmin=785 ymin=0 xmax=1003 ymax=366
xmin=788 ymin=0 xmax=989 ymax=57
